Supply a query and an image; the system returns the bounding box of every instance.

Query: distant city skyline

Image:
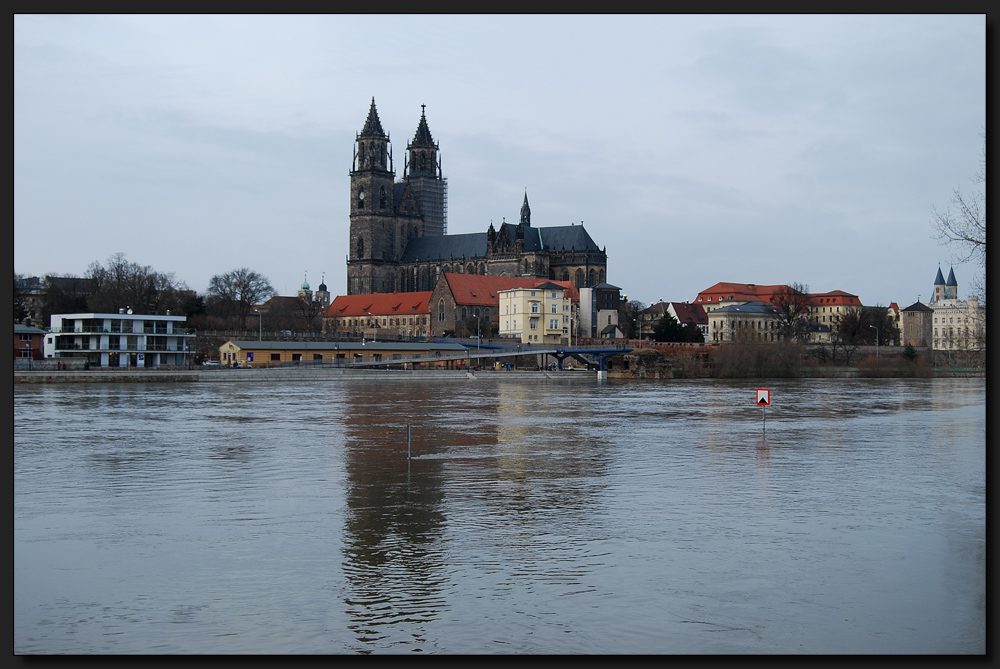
[14,14,986,307]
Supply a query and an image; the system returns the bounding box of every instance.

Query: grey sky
[14,14,985,307]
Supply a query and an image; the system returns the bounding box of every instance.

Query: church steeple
[403,104,447,237]
[360,97,385,138]
[520,192,531,227]
[354,98,392,174]
[349,98,397,295]
[406,104,439,177]
[945,266,958,300]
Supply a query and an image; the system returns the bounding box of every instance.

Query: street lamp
[253,309,262,341]
[474,315,481,354]
[868,324,879,359]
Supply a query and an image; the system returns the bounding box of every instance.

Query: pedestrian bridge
[344,343,632,371]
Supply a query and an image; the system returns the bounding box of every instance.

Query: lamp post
[869,324,879,359]
[474,315,481,354]
[253,309,262,341]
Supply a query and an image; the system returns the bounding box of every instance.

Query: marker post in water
[756,388,770,435]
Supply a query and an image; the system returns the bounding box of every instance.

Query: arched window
[467,263,475,274]
[561,270,569,282]
[379,186,387,209]
[461,307,467,320]
[357,237,365,258]
[474,307,480,318]
[575,269,584,288]
[438,299,445,322]
[588,269,595,287]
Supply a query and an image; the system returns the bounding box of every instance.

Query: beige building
[217,340,467,368]
[498,282,574,345]
[707,302,784,343]
[928,267,985,351]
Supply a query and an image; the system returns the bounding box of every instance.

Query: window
[438,299,445,322]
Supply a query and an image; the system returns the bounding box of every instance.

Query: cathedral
[347,99,608,295]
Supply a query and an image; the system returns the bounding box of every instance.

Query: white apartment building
[44,309,195,368]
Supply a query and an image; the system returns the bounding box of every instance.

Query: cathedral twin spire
[360,97,386,138]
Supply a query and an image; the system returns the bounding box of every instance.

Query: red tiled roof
[695,282,789,303]
[253,296,302,313]
[807,290,861,306]
[442,273,580,305]
[696,283,862,307]
[667,302,707,325]
[324,292,433,318]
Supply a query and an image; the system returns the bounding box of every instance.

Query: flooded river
[14,376,985,654]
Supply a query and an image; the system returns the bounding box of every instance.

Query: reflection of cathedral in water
[337,380,608,649]
[338,381,498,648]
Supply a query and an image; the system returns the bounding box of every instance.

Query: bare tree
[618,299,646,339]
[297,296,327,334]
[770,282,812,340]
[86,253,184,314]
[834,305,895,365]
[932,132,986,301]
[207,268,274,329]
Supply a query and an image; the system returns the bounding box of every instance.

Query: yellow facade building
[498,282,574,345]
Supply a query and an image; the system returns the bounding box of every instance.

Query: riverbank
[12,367,588,384]
[13,364,984,383]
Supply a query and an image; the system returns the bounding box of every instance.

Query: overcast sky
[14,14,986,307]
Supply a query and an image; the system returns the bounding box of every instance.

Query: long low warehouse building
[218,340,470,368]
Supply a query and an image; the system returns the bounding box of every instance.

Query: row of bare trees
[15,253,277,331]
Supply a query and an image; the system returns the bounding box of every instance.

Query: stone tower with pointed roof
[346,99,607,296]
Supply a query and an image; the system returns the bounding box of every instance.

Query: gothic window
[467,263,475,274]
[438,299,445,322]
[357,237,365,258]
[461,307,467,320]
[589,269,595,287]
[379,186,387,209]
[420,151,426,171]
[561,270,569,282]
[575,269,584,288]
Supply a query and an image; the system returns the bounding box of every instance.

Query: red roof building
[430,273,579,338]
[323,292,433,338]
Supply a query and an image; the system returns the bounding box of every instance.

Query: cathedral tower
[348,98,397,295]
[404,105,447,237]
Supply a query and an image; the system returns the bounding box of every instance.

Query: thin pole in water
[407,423,411,460]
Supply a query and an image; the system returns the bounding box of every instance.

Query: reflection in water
[339,382,470,651]
[14,378,985,654]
